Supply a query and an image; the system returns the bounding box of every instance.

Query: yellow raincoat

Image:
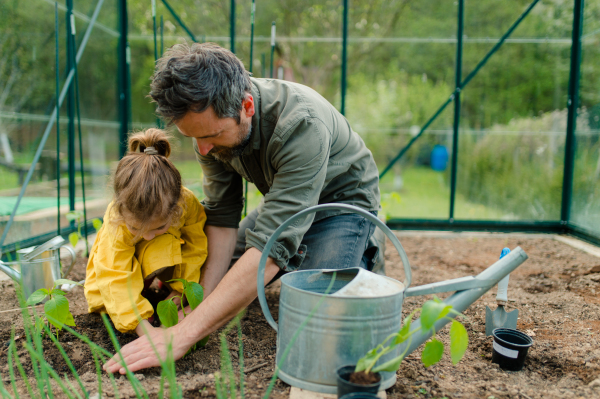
[84,187,208,333]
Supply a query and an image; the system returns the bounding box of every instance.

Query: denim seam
[342,216,367,269]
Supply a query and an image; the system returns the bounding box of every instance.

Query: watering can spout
[0,260,21,282]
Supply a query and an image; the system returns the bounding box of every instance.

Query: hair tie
[144,146,158,155]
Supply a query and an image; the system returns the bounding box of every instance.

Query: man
[104,43,381,373]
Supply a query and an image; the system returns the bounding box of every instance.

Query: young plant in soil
[25,279,82,338]
[65,210,103,256]
[156,278,209,348]
[352,297,469,384]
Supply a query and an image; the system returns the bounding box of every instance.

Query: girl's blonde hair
[111,129,183,234]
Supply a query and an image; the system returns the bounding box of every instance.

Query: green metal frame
[0,0,106,251]
[118,0,131,158]
[1,0,597,256]
[375,0,594,247]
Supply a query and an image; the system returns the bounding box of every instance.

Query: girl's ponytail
[112,129,183,235]
[128,128,172,158]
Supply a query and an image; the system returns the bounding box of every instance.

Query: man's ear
[242,94,255,118]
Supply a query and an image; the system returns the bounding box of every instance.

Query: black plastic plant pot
[339,393,380,399]
[491,328,534,371]
[336,365,381,399]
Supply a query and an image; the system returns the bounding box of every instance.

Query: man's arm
[103,247,280,374]
[200,225,238,297]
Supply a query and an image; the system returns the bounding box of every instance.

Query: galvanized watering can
[257,204,528,393]
[0,236,76,298]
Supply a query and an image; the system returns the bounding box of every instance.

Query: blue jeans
[231,209,377,271]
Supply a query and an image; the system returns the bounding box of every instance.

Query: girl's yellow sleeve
[85,217,154,333]
[170,188,208,292]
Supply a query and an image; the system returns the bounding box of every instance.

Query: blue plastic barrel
[431,145,449,171]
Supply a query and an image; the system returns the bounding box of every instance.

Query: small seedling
[66,210,102,256]
[157,279,209,348]
[356,297,469,374]
[26,279,82,338]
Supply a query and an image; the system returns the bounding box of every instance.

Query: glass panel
[454,0,572,221]
[346,1,457,219]
[0,0,118,247]
[571,0,600,234]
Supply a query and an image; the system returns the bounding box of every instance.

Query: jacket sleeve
[171,190,209,293]
[195,140,244,228]
[245,117,330,271]
[93,225,154,333]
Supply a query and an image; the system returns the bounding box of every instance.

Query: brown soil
[349,371,381,385]
[1,233,600,398]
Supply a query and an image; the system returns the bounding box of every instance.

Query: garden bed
[1,233,599,398]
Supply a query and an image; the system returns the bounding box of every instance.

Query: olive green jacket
[196,78,380,271]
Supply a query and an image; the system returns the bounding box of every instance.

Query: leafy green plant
[157,279,209,348]
[66,210,103,256]
[25,279,82,338]
[355,297,469,375]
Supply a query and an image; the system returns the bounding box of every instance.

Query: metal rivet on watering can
[256,204,529,394]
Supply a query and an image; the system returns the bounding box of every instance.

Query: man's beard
[210,120,252,162]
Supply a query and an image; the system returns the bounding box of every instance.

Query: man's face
[175,95,255,162]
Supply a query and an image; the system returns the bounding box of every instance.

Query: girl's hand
[134,319,156,337]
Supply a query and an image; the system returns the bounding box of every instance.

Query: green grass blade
[15,288,45,397]
[100,314,148,399]
[98,352,121,399]
[158,372,165,399]
[7,339,19,399]
[22,342,76,399]
[90,348,103,399]
[43,323,87,398]
[214,372,225,399]
[63,374,84,399]
[9,341,36,399]
[0,368,15,399]
[237,320,245,399]
[263,272,338,399]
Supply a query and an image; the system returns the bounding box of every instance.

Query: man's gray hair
[150,42,251,124]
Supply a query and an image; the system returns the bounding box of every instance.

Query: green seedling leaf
[372,354,405,373]
[449,320,469,365]
[420,300,452,331]
[50,289,66,296]
[184,282,204,310]
[35,317,45,334]
[53,279,82,288]
[198,335,209,348]
[68,232,79,248]
[168,278,187,285]
[65,211,82,222]
[44,295,70,330]
[393,311,415,345]
[92,218,103,231]
[157,298,178,328]
[355,347,379,372]
[64,310,76,327]
[421,338,444,367]
[26,289,49,305]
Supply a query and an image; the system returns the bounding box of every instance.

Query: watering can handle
[256,203,412,332]
[60,245,77,278]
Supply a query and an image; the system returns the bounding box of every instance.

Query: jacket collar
[244,79,262,153]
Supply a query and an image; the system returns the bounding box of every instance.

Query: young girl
[84,129,208,336]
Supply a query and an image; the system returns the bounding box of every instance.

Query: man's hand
[104,323,191,374]
[103,247,280,374]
